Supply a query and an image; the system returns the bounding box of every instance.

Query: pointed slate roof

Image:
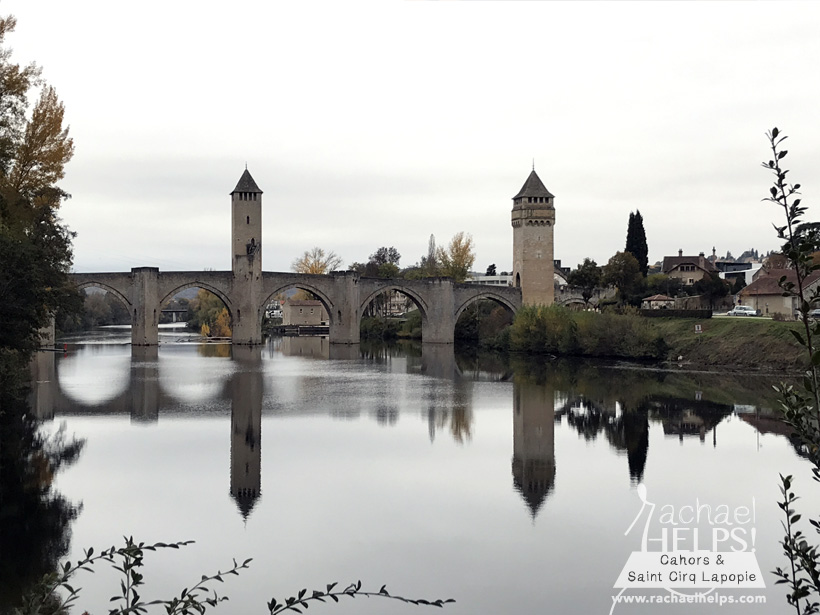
[231,169,263,194]
[513,169,554,199]
[231,488,260,520]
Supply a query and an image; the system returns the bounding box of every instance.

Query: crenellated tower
[511,169,555,305]
[231,169,263,344]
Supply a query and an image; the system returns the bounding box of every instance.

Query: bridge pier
[131,267,160,346]
[329,271,361,344]
[420,279,456,344]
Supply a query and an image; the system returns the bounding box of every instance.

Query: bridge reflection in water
[30,340,766,521]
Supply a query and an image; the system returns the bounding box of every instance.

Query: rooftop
[661,254,718,274]
[741,268,820,296]
[513,169,554,200]
[231,169,263,194]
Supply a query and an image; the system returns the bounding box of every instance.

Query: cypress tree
[625,210,649,277]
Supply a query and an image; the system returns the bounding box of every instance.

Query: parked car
[793,308,820,320]
[727,305,761,316]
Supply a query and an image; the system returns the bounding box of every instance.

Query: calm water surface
[23,328,820,614]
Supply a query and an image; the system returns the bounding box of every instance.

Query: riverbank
[651,316,806,372]
[500,306,807,373]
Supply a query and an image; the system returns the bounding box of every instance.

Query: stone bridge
[554,285,616,308]
[70,268,523,346]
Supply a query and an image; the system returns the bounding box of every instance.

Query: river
[13,326,820,614]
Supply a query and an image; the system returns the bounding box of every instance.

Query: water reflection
[44,337,799,527]
[28,335,817,613]
[512,375,556,517]
[58,344,130,406]
[280,335,329,359]
[1,356,85,611]
[131,346,159,422]
[230,346,262,518]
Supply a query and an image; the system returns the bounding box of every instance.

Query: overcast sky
[7,1,820,274]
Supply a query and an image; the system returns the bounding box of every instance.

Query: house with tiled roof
[661,250,718,286]
[737,268,820,317]
[641,294,676,310]
[282,299,328,326]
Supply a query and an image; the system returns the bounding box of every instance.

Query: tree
[211,308,232,338]
[436,232,475,283]
[291,247,342,274]
[370,246,400,267]
[567,258,601,306]
[485,263,497,276]
[0,12,78,364]
[350,247,401,278]
[350,248,398,281]
[693,272,730,309]
[645,273,683,298]
[731,276,746,294]
[625,210,649,277]
[187,289,231,337]
[759,128,820,613]
[419,234,439,277]
[602,251,643,303]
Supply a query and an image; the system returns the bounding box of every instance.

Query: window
[246,216,250,224]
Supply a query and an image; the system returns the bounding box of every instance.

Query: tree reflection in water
[0,357,85,612]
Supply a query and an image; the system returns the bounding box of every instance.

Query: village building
[282,299,328,326]
[661,250,718,286]
[641,294,675,310]
[737,268,820,317]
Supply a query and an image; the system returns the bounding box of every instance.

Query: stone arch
[260,284,335,325]
[454,291,518,323]
[160,282,234,319]
[75,281,132,310]
[358,284,430,322]
[556,297,587,310]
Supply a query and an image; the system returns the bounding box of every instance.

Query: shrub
[399,311,422,339]
[360,317,400,340]
[509,305,666,360]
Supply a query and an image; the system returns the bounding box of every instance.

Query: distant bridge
[69,269,522,346]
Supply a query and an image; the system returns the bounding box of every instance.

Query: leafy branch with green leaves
[764,127,820,615]
[265,581,455,614]
[16,537,454,615]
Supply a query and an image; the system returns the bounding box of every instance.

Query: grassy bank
[505,306,807,372]
[649,316,806,371]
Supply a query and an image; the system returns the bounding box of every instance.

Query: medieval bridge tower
[511,169,555,306]
[231,169,264,344]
